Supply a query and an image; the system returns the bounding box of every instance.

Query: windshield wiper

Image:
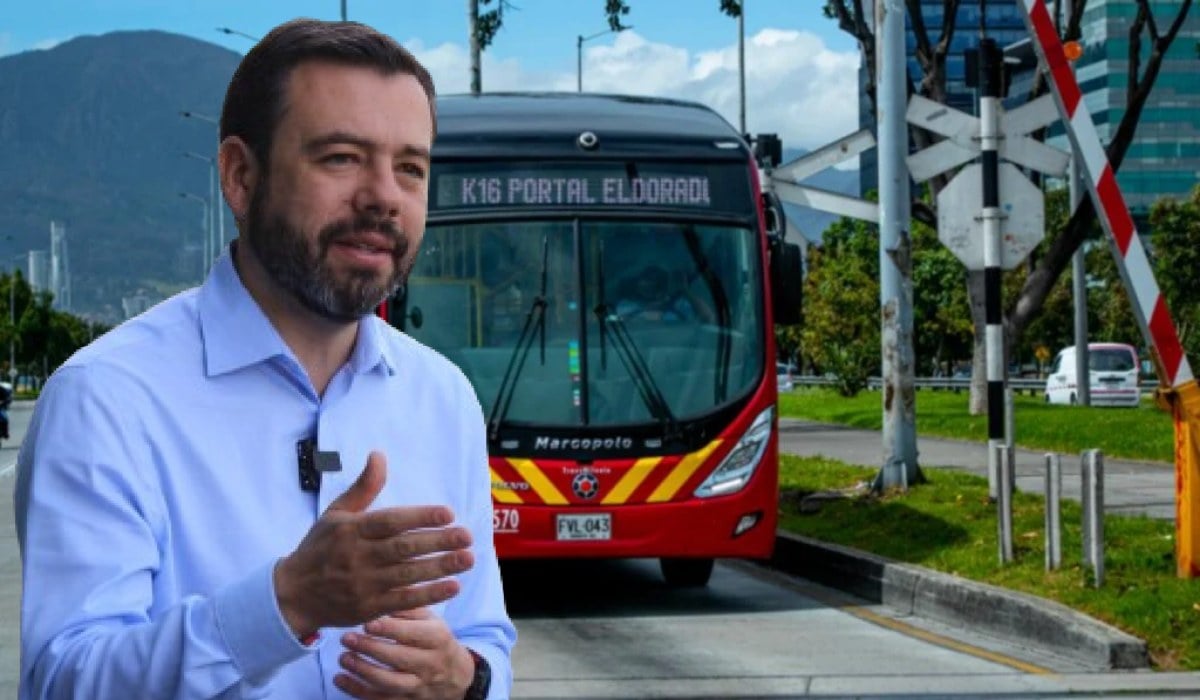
[487,236,550,441]
[682,225,732,403]
[592,304,679,435]
[595,241,610,372]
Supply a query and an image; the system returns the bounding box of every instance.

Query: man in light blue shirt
[14,18,515,699]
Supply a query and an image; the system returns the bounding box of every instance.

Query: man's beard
[244,184,410,322]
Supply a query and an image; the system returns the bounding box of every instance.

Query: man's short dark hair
[220,18,437,170]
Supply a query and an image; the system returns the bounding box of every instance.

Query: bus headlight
[695,406,773,498]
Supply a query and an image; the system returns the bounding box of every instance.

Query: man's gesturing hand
[273,451,475,640]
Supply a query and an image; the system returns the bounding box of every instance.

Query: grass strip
[778,454,1200,670]
[778,388,1174,463]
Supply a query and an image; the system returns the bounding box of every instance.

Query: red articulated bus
[384,92,802,586]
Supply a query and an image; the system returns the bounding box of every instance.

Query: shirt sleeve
[14,365,311,699]
[440,375,518,699]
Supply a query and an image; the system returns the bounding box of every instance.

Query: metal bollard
[1004,386,1016,499]
[1044,453,1062,571]
[1081,449,1105,587]
[1005,386,1015,466]
[997,444,1014,564]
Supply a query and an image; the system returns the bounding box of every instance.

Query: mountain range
[0,30,241,321]
[0,30,856,322]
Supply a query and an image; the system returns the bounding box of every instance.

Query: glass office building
[858,1,1200,217]
[1068,0,1200,215]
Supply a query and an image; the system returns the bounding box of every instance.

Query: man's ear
[219,136,261,225]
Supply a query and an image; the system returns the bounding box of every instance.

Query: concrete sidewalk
[771,418,1183,673]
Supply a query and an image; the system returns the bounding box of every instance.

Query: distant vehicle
[1044,343,1140,407]
[777,363,795,393]
[0,380,10,442]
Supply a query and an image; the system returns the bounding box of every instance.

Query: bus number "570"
[493,508,520,534]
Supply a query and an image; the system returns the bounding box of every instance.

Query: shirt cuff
[213,560,314,683]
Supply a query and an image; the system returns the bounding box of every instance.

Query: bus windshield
[403,219,765,429]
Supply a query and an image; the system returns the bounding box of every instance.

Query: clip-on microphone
[297,438,343,492]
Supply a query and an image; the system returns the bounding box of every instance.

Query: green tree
[1149,184,1200,362]
[825,0,1194,413]
[800,218,880,395]
[17,290,54,371]
[911,217,972,376]
[1086,229,1142,352]
[1012,188,1077,369]
[0,271,110,382]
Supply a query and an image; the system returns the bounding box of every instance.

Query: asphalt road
[777,417,1178,520]
[1,402,32,700]
[3,405,1199,697]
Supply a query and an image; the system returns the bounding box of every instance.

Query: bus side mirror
[770,240,803,326]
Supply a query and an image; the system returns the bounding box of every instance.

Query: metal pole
[1082,449,1105,586]
[980,37,1006,502]
[341,0,347,21]
[1071,154,1090,405]
[180,192,208,285]
[872,0,919,491]
[185,151,219,266]
[8,271,13,374]
[200,206,209,282]
[738,4,746,134]
[1045,453,1062,570]
[577,35,583,92]
[217,183,226,255]
[997,444,1014,563]
[207,162,217,270]
[1004,385,1015,507]
[469,0,481,95]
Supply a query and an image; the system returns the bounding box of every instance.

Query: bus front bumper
[492,494,777,560]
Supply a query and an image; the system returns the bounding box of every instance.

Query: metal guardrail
[793,375,1160,396]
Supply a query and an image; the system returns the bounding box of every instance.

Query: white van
[1044,343,1140,407]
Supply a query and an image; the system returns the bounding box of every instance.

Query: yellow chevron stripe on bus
[648,440,722,503]
[602,456,663,504]
[490,467,524,504]
[506,458,569,504]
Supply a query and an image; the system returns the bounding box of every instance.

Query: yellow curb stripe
[844,603,1057,676]
[648,440,722,503]
[741,560,1059,677]
[602,457,662,504]
[507,458,568,505]
[489,467,524,504]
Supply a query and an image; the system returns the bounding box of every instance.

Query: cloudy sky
[2,0,864,155]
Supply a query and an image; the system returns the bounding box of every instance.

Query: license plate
[556,513,612,541]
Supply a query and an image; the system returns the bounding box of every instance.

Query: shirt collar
[348,311,395,377]
[198,245,395,378]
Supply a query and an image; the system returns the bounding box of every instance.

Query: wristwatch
[464,648,491,700]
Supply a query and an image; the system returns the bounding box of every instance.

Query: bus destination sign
[431,162,751,215]
[446,175,712,208]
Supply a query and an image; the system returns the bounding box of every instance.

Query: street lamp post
[8,273,12,377]
[5,253,25,382]
[180,111,226,265]
[576,26,631,92]
[179,192,210,284]
[183,151,219,267]
[216,27,260,42]
[8,263,16,378]
[179,110,217,126]
[737,3,745,135]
